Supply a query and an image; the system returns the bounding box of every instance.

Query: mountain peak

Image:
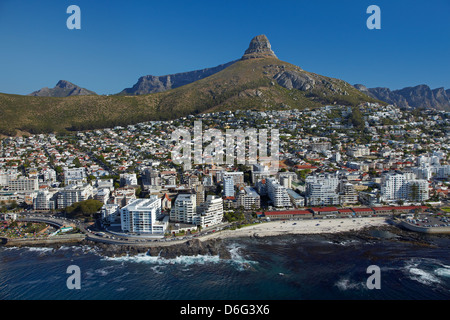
[29,80,97,97]
[242,34,277,60]
[55,80,76,89]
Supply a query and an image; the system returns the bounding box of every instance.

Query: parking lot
[405,214,450,228]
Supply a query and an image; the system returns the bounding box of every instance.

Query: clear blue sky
[0,0,449,95]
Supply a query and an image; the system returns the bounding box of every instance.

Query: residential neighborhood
[1,103,449,237]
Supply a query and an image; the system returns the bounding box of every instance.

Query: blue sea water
[1,234,449,300]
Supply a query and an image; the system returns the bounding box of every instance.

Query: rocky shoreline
[4,224,448,259]
[80,224,450,259]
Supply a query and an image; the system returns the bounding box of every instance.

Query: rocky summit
[29,80,97,97]
[241,34,277,60]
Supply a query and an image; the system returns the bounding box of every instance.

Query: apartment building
[7,177,39,192]
[170,193,197,224]
[223,175,235,198]
[64,167,87,186]
[196,195,223,227]
[380,171,429,202]
[57,183,93,209]
[305,173,340,206]
[33,190,57,210]
[236,187,261,210]
[120,197,165,234]
[267,178,291,208]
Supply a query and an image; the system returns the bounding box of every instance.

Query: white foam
[103,253,222,266]
[409,268,441,285]
[226,243,258,271]
[24,247,54,253]
[434,268,450,278]
[335,278,365,291]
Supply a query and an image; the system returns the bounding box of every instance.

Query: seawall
[399,221,450,234]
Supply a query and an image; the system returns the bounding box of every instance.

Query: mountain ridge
[0,34,392,136]
[354,84,450,110]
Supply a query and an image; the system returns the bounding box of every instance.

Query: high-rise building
[380,171,429,202]
[380,172,406,201]
[57,184,93,209]
[236,187,261,210]
[33,190,57,210]
[223,176,235,198]
[170,193,197,224]
[196,195,223,227]
[7,177,39,192]
[267,178,291,208]
[101,204,120,224]
[120,197,165,234]
[305,173,340,206]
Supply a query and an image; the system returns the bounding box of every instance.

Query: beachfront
[201,217,389,241]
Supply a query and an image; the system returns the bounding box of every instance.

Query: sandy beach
[201,217,389,241]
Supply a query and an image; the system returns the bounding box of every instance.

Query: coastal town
[1,102,449,243]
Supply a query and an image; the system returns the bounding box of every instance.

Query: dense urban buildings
[0,103,448,235]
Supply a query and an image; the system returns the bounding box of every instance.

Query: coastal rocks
[84,238,232,260]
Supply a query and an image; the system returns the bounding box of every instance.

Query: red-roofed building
[351,207,375,216]
[337,208,353,215]
[264,210,313,220]
[311,207,338,215]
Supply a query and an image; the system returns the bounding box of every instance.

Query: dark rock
[29,80,97,97]
[353,83,450,110]
[119,61,237,95]
[274,70,316,91]
[82,238,232,260]
[241,35,277,60]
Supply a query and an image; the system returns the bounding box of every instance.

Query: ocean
[1,233,449,301]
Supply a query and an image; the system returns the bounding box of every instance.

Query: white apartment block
[64,167,87,186]
[120,197,165,234]
[101,203,120,224]
[170,193,197,224]
[380,172,406,201]
[57,184,93,209]
[236,187,261,210]
[95,188,110,204]
[305,173,340,206]
[278,172,297,189]
[267,178,291,208]
[196,195,223,227]
[286,189,305,207]
[7,177,39,192]
[347,146,370,158]
[380,171,429,202]
[0,169,18,186]
[33,190,57,210]
[120,173,138,186]
[252,164,277,183]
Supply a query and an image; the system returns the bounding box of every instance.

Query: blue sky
[0,0,449,95]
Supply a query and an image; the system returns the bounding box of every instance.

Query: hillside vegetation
[0,57,380,136]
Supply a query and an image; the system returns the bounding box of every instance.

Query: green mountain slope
[0,35,380,136]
